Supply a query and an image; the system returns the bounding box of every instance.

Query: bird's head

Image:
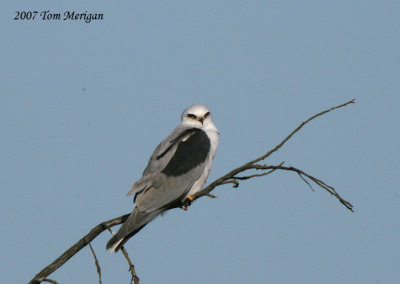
[181,104,218,131]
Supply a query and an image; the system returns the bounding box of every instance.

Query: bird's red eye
[204,112,210,118]
[187,114,196,119]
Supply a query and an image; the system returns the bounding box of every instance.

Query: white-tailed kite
[106,104,219,252]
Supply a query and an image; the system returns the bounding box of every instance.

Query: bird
[106,104,219,252]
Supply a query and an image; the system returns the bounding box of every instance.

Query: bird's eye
[204,111,210,118]
[186,114,196,119]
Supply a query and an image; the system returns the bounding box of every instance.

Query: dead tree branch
[191,98,355,211]
[28,99,354,283]
[41,279,58,284]
[107,228,140,283]
[89,243,102,284]
[121,246,140,284]
[28,214,129,284]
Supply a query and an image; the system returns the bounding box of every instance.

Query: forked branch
[192,99,354,211]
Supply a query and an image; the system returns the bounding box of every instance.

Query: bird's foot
[181,195,195,211]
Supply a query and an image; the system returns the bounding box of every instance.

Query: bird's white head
[181,104,218,132]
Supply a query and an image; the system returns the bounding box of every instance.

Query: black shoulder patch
[162,129,210,176]
[157,128,197,160]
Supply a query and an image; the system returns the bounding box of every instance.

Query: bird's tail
[106,208,162,252]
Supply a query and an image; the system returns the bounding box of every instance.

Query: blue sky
[1,1,399,283]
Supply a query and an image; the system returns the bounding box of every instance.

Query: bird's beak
[197,117,204,124]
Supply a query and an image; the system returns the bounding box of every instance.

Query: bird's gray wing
[128,127,211,212]
[143,125,201,175]
[127,125,203,196]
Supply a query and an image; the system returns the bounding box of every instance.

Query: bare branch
[297,172,315,192]
[120,247,140,284]
[250,164,353,211]
[42,279,58,284]
[191,98,355,211]
[235,161,285,180]
[89,243,102,284]
[28,214,129,284]
[107,228,140,283]
[28,99,355,283]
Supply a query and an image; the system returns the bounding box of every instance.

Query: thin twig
[297,172,315,192]
[42,279,58,284]
[89,243,102,284]
[258,165,354,211]
[120,247,140,284]
[235,162,285,180]
[221,179,239,187]
[247,99,355,166]
[107,228,140,284]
